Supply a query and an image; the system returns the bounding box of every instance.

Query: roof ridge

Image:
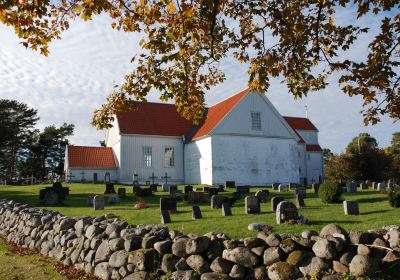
[208,88,250,108]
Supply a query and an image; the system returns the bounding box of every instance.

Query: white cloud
[0,11,398,153]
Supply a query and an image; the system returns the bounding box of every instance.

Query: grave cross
[67,172,75,183]
[149,173,158,184]
[161,172,171,184]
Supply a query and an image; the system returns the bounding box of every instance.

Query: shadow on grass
[357,197,387,203]
[310,220,359,225]
[360,209,390,215]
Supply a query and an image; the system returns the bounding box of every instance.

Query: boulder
[299,257,329,277]
[172,237,189,258]
[186,236,211,254]
[229,264,246,278]
[154,240,173,255]
[123,271,150,280]
[312,239,336,260]
[128,249,156,271]
[319,224,347,238]
[349,255,379,276]
[171,270,198,280]
[95,240,112,264]
[200,272,231,280]
[186,255,211,273]
[94,262,112,280]
[161,254,179,272]
[210,257,233,274]
[222,247,259,267]
[109,250,129,268]
[263,246,286,266]
[268,262,301,280]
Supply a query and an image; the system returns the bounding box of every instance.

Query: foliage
[323,148,333,164]
[0,100,39,181]
[388,190,400,208]
[0,1,399,127]
[346,133,378,154]
[318,181,343,203]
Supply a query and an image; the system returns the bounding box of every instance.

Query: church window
[143,147,152,167]
[251,111,261,130]
[164,147,174,167]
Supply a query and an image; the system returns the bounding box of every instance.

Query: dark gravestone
[225,181,235,188]
[294,187,307,198]
[236,185,250,194]
[347,181,357,193]
[192,206,202,219]
[271,197,284,211]
[289,183,301,191]
[93,195,105,210]
[222,202,232,216]
[40,189,60,205]
[184,185,193,194]
[188,192,204,203]
[169,185,178,196]
[276,201,298,224]
[255,191,268,203]
[160,197,177,213]
[150,184,158,192]
[134,186,152,197]
[343,200,359,215]
[104,183,116,194]
[161,210,171,224]
[118,188,126,198]
[209,188,219,197]
[217,185,225,192]
[295,194,305,208]
[312,183,320,194]
[272,183,280,190]
[359,182,368,190]
[232,192,241,200]
[211,195,227,209]
[203,186,210,193]
[245,196,260,214]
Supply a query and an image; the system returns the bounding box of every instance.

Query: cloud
[0,10,397,153]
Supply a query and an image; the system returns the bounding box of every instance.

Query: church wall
[184,137,213,185]
[211,135,300,185]
[67,168,118,183]
[105,119,121,168]
[298,143,307,184]
[213,92,295,139]
[297,130,319,144]
[306,151,324,184]
[119,134,185,184]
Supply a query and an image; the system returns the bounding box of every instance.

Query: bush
[388,190,400,208]
[318,181,343,203]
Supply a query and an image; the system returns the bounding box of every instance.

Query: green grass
[1,183,399,239]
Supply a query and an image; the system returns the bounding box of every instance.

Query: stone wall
[0,199,399,280]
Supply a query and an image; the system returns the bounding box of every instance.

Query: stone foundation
[0,199,399,280]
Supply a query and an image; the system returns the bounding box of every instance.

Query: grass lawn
[1,183,399,239]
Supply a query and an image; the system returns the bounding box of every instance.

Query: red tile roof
[117,102,193,137]
[283,116,318,131]
[306,144,323,152]
[67,146,117,169]
[191,88,250,140]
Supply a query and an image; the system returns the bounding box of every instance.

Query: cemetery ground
[1,184,399,239]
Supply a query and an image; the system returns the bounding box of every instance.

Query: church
[64,89,324,185]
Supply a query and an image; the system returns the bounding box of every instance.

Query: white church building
[64,89,324,185]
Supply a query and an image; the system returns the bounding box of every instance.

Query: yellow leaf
[168,2,175,13]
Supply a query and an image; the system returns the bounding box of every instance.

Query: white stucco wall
[211,135,300,185]
[306,152,324,183]
[119,134,185,184]
[105,119,121,168]
[184,137,213,185]
[297,130,319,144]
[297,143,307,184]
[66,168,118,183]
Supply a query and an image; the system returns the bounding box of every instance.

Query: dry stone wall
[0,199,400,280]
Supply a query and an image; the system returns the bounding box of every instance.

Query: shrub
[318,181,343,203]
[388,190,400,208]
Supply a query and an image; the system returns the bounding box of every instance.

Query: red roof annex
[306,144,323,152]
[283,116,318,131]
[67,146,117,169]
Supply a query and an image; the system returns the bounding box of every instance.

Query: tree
[1,1,398,128]
[323,148,333,164]
[0,100,39,181]
[346,133,378,154]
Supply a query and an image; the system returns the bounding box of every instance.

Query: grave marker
[359,182,368,190]
[211,195,227,209]
[93,195,105,210]
[255,191,268,203]
[278,184,288,192]
[169,185,178,196]
[86,196,94,206]
[276,201,298,224]
[184,185,193,194]
[209,188,219,197]
[295,194,305,208]
[225,181,235,188]
[104,183,116,194]
[245,196,260,214]
[149,173,158,185]
[161,210,171,224]
[377,182,387,191]
[188,192,204,203]
[160,197,177,213]
[312,183,319,194]
[133,171,139,188]
[222,202,232,216]
[343,200,359,215]
[236,185,250,194]
[271,197,284,211]
[118,188,126,198]
[272,183,280,190]
[192,206,202,219]
[104,172,111,183]
[161,172,171,192]
[294,187,307,198]
[232,192,241,200]
[347,182,357,193]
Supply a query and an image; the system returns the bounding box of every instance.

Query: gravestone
[149,173,158,185]
[184,185,193,194]
[117,188,126,198]
[133,172,139,188]
[271,197,284,211]
[359,182,368,190]
[343,200,359,215]
[203,186,210,193]
[217,185,225,192]
[294,187,307,198]
[162,184,170,192]
[312,183,319,194]
[222,202,232,216]
[104,183,116,194]
[289,183,301,191]
[255,191,268,203]
[225,181,235,188]
[209,188,219,197]
[211,195,227,209]
[245,196,260,214]
[150,184,158,192]
[40,188,60,205]
[108,196,119,204]
[188,192,204,203]
[278,184,288,192]
[160,197,177,213]
[161,210,171,224]
[104,172,111,183]
[377,182,387,191]
[236,185,250,194]
[86,196,94,206]
[347,181,357,193]
[372,182,376,189]
[272,183,280,190]
[295,194,305,208]
[192,206,202,219]
[232,192,241,200]
[161,172,171,192]
[134,186,152,197]
[93,195,105,210]
[169,185,178,196]
[365,180,372,188]
[276,201,298,224]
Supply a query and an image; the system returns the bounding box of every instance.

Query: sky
[0,10,398,153]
